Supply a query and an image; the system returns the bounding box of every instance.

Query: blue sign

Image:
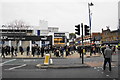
[78,41,81,43]
[37,30,40,36]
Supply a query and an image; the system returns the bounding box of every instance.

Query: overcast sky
[0,0,119,33]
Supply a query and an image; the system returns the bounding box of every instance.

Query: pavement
[2,51,102,59]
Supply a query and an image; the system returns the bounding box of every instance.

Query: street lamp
[88,2,94,56]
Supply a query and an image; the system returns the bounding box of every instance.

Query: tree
[69,33,76,40]
[2,20,30,29]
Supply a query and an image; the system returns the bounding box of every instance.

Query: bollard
[50,58,53,65]
[44,54,50,65]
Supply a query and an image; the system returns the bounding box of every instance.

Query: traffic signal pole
[81,23,84,64]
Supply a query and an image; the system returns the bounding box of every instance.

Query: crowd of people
[0,44,118,58]
[1,44,78,58]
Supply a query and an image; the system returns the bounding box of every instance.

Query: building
[0,28,52,51]
[0,20,69,50]
[48,27,59,32]
[101,27,119,45]
[75,32,101,46]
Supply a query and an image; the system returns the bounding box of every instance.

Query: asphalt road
[1,55,118,79]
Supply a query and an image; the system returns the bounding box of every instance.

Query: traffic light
[75,24,80,35]
[84,25,90,36]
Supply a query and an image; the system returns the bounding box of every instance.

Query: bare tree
[2,20,31,29]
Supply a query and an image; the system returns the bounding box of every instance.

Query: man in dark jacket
[77,46,82,58]
[32,46,35,57]
[19,46,24,55]
[41,47,44,57]
[103,45,112,72]
[1,46,5,58]
[11,46,14,57]
[26,46,30,56]
[14,46,18,56]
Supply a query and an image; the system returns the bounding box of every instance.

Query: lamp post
[88,2,94,56]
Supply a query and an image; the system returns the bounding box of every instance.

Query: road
[0,55,118,79]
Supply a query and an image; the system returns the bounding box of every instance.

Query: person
[14,46,18,56]
[1,46,5,58]
[19,46,24,55]
[7,46,10,55]
[26,46,30,56]
[37,46,41,57]
[103,45,112,72]
[32,45,35,57]
[93,46,96,55]
[41,46,44,57]
[56,49,60,57]
[11,46,14,57]
[112,46,116,54]
[77,46,82,58]
[4,46,8,56]
[60,47,64,57]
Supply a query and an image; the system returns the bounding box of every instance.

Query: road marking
[94,67,97,69]
[6,64,27,70]
[101,72,104,74]
[106,75,110,77]
[97,70,100,71]
[5,69,47,71]
[0,59,16,66]
[23,59,36,62]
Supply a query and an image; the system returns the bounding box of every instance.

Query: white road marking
[23,59,36,62]
[94,67,97,69]
[6,64,27,70]
[106,75,110,77]
[101,72,104,74]
[97,70,100,71]
[0,59,16,66]
[5,68,47,71]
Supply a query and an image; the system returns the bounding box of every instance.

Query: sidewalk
[3,52,102,59]
[67,52,102,58]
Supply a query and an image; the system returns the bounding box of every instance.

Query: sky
[0,0,119,33]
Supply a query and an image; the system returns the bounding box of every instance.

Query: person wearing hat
[103,45,112,72]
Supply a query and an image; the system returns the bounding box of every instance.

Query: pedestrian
[14,46,17,56]
[4,46,8,56]
[112,46,116,54]
[60,47,64,57]
[93,46,96,55]
[32,45,35,57]
[19,46,24,55]
[56,49,60,57]
[103,45,112,72]
[7,46,10,55]
[26,46,30,56]
[77,46,82,58]
[11,46,14,57]
[41,46,44,57]
[37,46,41,57]
[1,46,5,58]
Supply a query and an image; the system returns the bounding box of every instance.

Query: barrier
[44,54,50,65]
